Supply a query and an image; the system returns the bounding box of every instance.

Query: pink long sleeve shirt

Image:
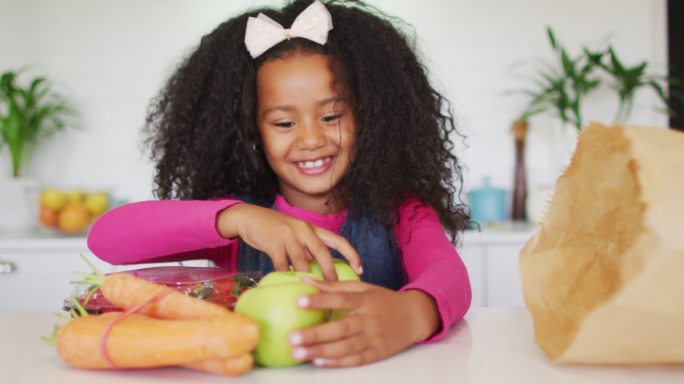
[87,195,471,341]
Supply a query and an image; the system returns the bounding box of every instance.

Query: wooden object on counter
[511,120,528,222]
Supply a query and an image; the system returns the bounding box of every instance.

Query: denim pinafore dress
[236,199,406,290]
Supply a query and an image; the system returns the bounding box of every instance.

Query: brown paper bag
[520,123,684,364]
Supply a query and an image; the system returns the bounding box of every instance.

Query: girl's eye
[322,114,343,123]
[274,121,295,128]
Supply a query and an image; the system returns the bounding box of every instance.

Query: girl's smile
[294,155,335,175]
[256,53,356,213]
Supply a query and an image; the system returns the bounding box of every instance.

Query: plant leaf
[546,26,558,50]
[647,79,669,104]
[560,48,576,78]
[609,47,626,76]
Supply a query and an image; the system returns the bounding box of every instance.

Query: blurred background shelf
[0,232,88,253]
[0,225,537,312]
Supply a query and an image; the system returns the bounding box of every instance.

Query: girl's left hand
[288,278,440,367]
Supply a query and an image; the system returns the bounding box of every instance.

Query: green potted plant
[513,27,681,130]
[508,28,682,224]
[0,69,76,233]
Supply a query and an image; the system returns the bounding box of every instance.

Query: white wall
[0,0,668,204]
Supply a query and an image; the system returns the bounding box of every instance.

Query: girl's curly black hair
[144,0,470,242]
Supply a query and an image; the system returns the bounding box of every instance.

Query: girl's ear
[246,139,264,170]
[250,139,264,155]
[252,138,263,151]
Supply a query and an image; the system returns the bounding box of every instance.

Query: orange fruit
[58,202,90,233]
[39,207,59,228]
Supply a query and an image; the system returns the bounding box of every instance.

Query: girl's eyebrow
[262,105,294,117]
[318,96,345,106]
[261,96,347,117]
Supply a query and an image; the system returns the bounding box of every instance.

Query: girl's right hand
[216,203,362,281]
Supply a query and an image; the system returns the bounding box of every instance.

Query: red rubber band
[99,289,173,369]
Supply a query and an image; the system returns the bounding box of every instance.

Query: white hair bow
[244,0,333,59]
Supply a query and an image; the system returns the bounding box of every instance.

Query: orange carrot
[183,354,254,376]
[60,261,260,376]
[100,272,238,320]
[56,312,258,369]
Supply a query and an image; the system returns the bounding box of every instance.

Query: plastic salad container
[64,266,260,315]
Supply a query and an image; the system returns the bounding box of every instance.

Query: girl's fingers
[256,217,361,280]
[292,333,368,361]
[302,277,368,293]
[289,316,364,347]
[313,348,382,368]
[302,234,338,281]
[314,227,363,275]
[285,240,311,273]
[298,289,364,311]
[269,248,290,272]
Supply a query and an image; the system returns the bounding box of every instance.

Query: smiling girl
[88,0,472,367]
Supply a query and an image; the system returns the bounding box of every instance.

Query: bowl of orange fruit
[38,188,111,235]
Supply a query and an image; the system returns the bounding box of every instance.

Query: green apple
[258,270,322,287]
[307,261,324,279]
[308,259,361,282]
[234,282,327,367]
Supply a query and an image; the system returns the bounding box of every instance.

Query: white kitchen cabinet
[0,227,536,311]
[458,244,485,307]
[0,236,104,312]
[457,227,536,308]
[484,245,527,307]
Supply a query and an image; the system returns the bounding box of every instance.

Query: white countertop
[2,308,682,384]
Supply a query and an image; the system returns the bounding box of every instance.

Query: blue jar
[467,177,507,224]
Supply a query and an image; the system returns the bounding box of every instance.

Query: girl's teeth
[299,158,328,169]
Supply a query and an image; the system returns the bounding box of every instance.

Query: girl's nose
[296,121,325,150]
